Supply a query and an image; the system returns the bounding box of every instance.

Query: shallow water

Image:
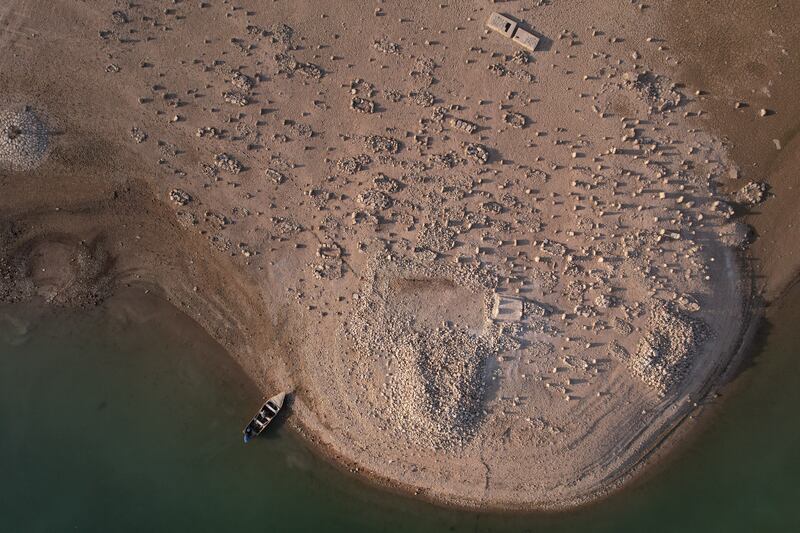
[1,287,800,533]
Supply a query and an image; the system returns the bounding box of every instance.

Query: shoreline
[1,0,798,512]
[0,235,768,515]
[284,247,765,514]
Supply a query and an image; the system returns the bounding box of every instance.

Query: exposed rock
[169,188,192,206]
[619,301,707,395]
[213,153,243,174]
[351,96,376,114]
[0,106,49,171]
[450,117,478,134]
[734,181,769,205]
[364,134,401,154]
[222,90,249,106]
[503,112,527,129]
[463,142,489,164]
[623,71,683,113]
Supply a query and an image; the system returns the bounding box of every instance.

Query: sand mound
[0,106,49,171]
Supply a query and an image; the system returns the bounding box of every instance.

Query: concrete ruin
[486,12,540,52]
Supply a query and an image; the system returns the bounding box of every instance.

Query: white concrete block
[492,294,524,322]
[512,28,540,52]
[486,13,517,39]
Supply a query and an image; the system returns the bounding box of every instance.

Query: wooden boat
[243,392,287,443]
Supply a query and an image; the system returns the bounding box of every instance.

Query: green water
[2,287,800,533]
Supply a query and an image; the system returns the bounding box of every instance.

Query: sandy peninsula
[1,0,798,511]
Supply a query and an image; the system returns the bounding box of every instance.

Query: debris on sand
[373,37,401,55]
[463,142,489,164]
[129,127,147,143]
[196,126,220,139]
[734,181,769,205]
[364,134,401,154]
[0,107,49,171]
[623,71,683,113]
[274,53,324,79]
[409,90,435,107]
[511,50,531,64]
[503,112,527,129]
[169,188,192,206]
[450,118,478,134]
[213,153,243,174]
[345,257,520,449]
[230,70,255,91]
[270,23,294,46]
[428,151,460,168]
[356,188,393,210]
[351,97,375,114]
[265,168,286,184]
[336,154,370,174]
[223,90,249,106]
[616,301,707,395]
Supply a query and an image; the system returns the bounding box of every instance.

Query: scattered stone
[734,181,768,205]
[450,118,478,134]
[409,90,435,107]
[364,134,401,154]
[265,168,287,184]
[463,142,489,164]
[275,53,324,79]
[429,151,460,168]
[110,10,129,24]
[345,257,519,449]
[230,70,255,91]
[503,112,527,129]
[337,155,370,174]
[617,301,707,395]
[492,294,524,321]
[223,90,249,106]
[213,153,243,174]
[351,96,375,114]
[129,127,147,143]
[169,188,192,206]
[357,189,393,210]
[511,50,530,64]
[623,71,683,112]
[271,23,294,45]
[384,89,404,103]
[373,37,401,55]
[196,126,220,139]
[488,62,509,77]
[0,107,49,171]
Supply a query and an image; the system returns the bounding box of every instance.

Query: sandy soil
[0,0,796,511]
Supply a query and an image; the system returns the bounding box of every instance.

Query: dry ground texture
[1,0,798,510]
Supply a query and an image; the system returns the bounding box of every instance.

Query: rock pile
[345,256,519,449]
[0,106,49,171]
[623,71,683,112]
[620,301,707,395]
[734,181,769,205]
